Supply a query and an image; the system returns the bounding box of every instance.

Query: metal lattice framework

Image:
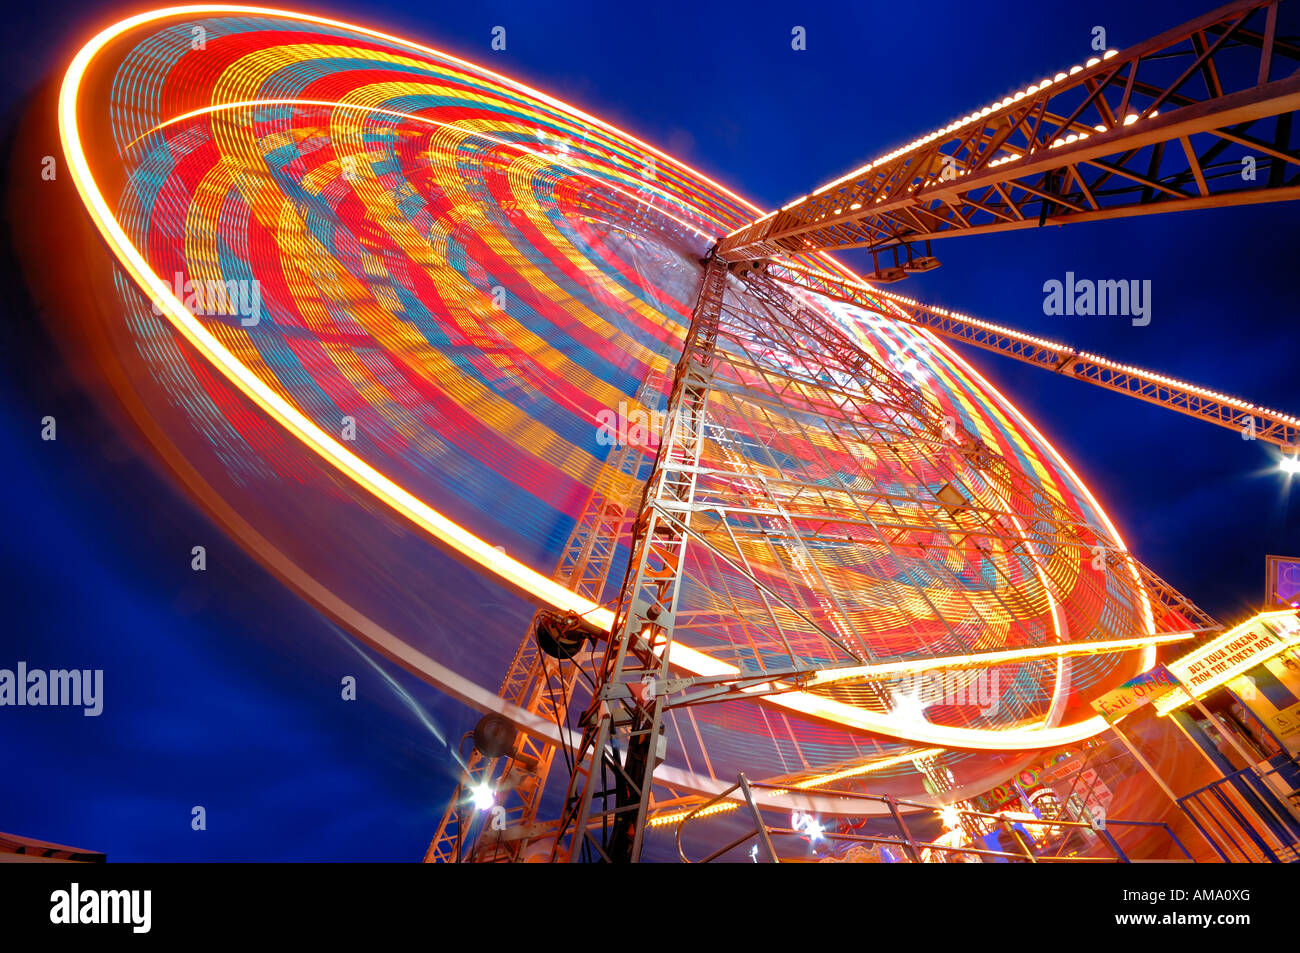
[549,256,735,862]
[56,6,1291,866]
[769,261,1300,449]
[434,0,1298,862]
[424,369,667,862]
[546,255,1215,860]
[719,0,1300,262]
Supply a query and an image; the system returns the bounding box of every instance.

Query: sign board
[1089,664,1177,723]
[1227,648,1300,755]
[1266,701,1300,749]
[1266,554,1300,609]
[1166,611,1300,699]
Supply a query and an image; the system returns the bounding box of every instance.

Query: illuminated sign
[1158,610,1300,712]
[1089,664,1177,723]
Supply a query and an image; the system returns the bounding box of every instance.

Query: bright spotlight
[1281,456,1300,475]
[470,783,495,810]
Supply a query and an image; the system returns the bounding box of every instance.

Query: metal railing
[1178,766,1300,863]
[676,775,1194,863]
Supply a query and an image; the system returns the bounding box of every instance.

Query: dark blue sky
[1,0,1296,861]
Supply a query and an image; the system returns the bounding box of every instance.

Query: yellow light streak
[1154,609,1300,715]
[808,631,1192,689]
[646,747,943,828]
[59,5,1165,752]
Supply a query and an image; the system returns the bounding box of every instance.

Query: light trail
[58,4,1170,752]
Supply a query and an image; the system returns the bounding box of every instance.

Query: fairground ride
[45,1,1300,862]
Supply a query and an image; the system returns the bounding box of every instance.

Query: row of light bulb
[1072,350,1299,421]
[736,96,1157,237]
[1047,110,1158,150]
[725,48,1136,237]
[807,50,1123,199]
[874,287,1071,354]
[805,108,1160,222]
[812,270,1299,428]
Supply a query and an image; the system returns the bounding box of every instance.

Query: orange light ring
[59,4,1159,750]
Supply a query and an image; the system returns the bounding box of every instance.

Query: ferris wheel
[47,1,1300,862]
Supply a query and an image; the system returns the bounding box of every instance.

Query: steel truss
[546,258,868,862]
[423,369,666,862]
[643,740,942,832]
[544,255,1214,861]
[724,273,1216,654]
[419,3,1291,864]
[719,0,1300,261]
[548,255,738,862]
[769,261,1300,449]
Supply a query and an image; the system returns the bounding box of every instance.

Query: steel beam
[549,255,731,862]
[423,369,665,862]
[718,0,1300,261]
[767,261,1300,450]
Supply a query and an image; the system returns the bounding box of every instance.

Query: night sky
[0,0,1296,861]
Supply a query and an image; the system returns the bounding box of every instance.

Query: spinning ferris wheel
[49,1,1300,861]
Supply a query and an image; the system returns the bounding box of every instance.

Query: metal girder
[767,261,1300,449]
[718,0,1300,261]
[423,370,665,863]
[420,620,582,863]
[646,743,945,834]
[732,272,1218,640]
[549,255,731,863]
[537,256,1216,861]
